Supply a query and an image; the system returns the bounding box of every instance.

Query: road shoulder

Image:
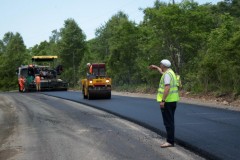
[0,94,19,160]
[112,91,240,111]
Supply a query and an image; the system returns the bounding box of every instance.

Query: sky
[0,0,222,48]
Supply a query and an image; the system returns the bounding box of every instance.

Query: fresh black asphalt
[42,91,240,160]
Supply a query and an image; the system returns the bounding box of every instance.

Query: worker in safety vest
[149,59,179,148]
[35,74,41,91]
[87,63,92,75]
[18,75,25,92]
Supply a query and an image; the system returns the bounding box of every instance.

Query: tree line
[0,0,239,97]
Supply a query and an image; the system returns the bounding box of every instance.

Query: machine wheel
[24,84,29,92]
[82,87,87,99]
[106,92,111,99]
[87,91,92,100]
[83,93,87,99]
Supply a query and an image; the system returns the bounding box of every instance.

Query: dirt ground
[112,91,240,112]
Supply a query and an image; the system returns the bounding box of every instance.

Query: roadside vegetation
[0,0,240,100]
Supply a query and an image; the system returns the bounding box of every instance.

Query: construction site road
[42,91,240,160]
[0,92,203,160]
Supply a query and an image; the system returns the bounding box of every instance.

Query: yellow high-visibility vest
[157,69,180,102]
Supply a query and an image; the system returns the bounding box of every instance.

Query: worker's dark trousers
[161,102,177,145]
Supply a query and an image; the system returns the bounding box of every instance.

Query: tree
[214,0,240,18]
[88,11,139,85]
[197,14,240,94]
[0,32,27,91]
[143,1,216,75]
[58,19,87,86]
[49,29,60,43]
[31,41,51,56]
[107,12,139,85]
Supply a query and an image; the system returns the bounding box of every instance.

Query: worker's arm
[160,84,170,108]
[162,85,170,101]
[149,65,163,74]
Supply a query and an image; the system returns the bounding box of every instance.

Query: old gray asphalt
[43,91,240,160]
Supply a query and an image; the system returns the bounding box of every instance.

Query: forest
[0,0,240,98]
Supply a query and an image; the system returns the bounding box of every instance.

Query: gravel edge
[111,91,240,112]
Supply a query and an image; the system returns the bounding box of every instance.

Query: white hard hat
[87,63,91,66]
[160,59,171,67]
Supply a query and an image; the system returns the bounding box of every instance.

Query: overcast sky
[0,0,221,48]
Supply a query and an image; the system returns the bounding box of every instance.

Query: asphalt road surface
[41,91,240,160]
[0,92,203,160]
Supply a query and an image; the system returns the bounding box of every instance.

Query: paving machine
[17,56,68,92]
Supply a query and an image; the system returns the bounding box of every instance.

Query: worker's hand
[160,102,165,108]
[149,65,157,69]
